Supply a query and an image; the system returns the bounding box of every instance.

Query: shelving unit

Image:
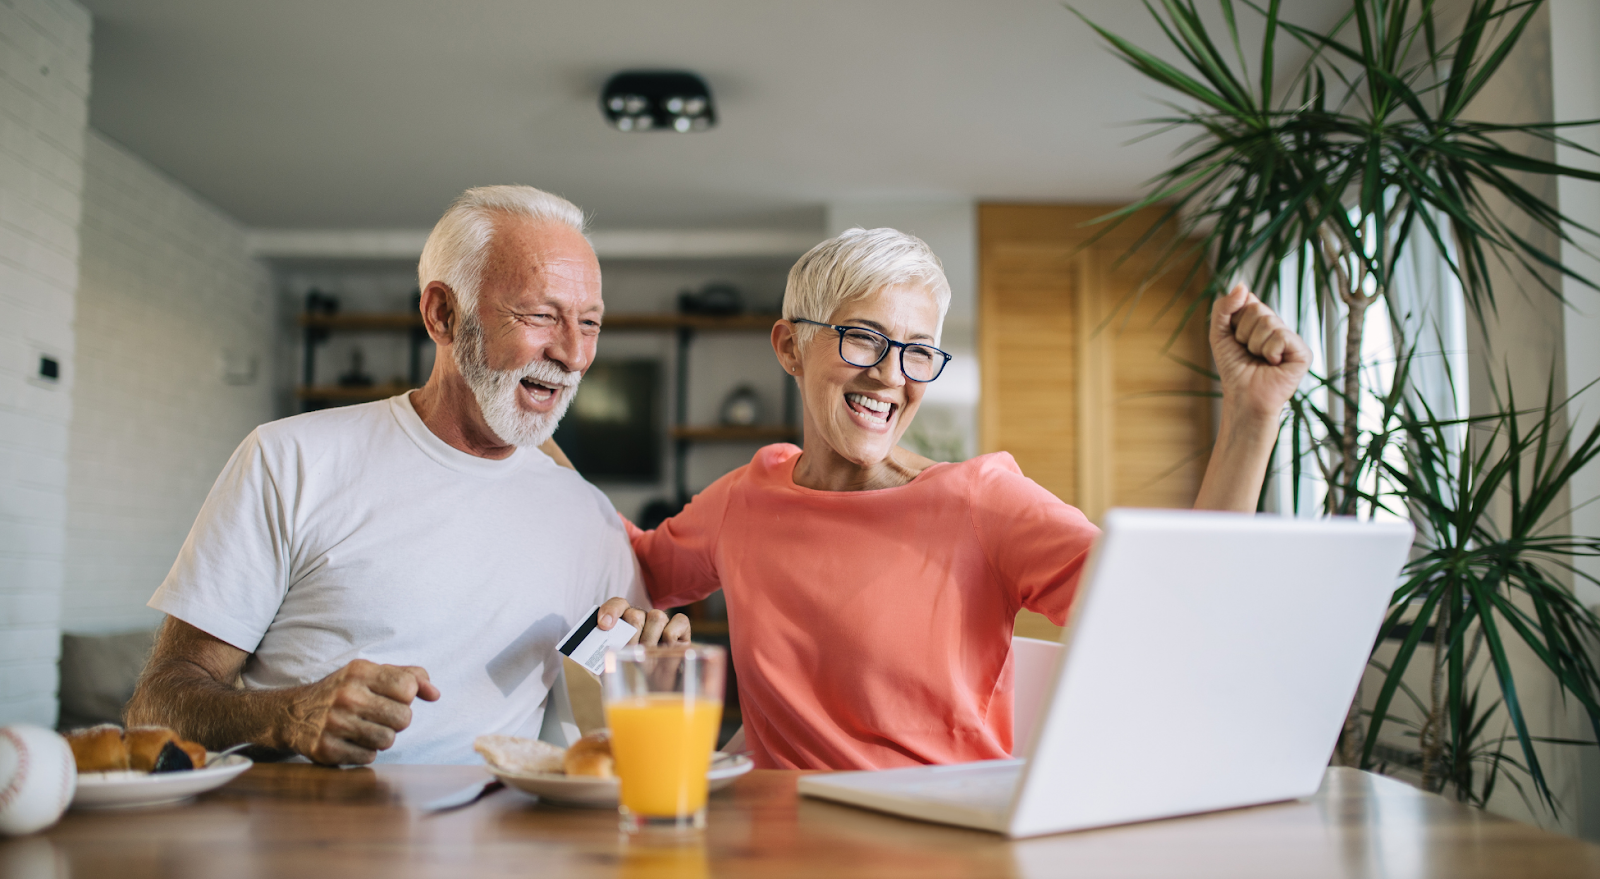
[298,312,428,409]
[599,311,790,738]
[601,312,798,504]
[668,425,797,442]
[296,308,788,733]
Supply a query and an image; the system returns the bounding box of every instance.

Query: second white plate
[493,753,753,808]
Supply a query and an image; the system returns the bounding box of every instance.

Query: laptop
[797,508,1414,838]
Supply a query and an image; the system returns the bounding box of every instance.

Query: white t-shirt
[150,392,645,764]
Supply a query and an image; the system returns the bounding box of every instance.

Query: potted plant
[1075,0,1600,811]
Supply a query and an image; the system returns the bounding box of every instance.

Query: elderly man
[127,185,687,765]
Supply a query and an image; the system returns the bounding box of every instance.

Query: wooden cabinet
[980,205,1214,639]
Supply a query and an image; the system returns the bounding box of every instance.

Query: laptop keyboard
[889,765,1020,810]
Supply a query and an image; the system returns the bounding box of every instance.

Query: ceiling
[81,0,1337,231]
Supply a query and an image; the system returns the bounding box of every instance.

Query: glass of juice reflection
[602,643,726,833]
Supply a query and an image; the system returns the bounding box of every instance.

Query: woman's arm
[1192,285,1311,512]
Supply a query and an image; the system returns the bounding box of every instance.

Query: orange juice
[606,694,723,818]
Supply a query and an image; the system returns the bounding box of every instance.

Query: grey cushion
[58,629,157,731]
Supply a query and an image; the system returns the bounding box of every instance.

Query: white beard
[453,315,581,448]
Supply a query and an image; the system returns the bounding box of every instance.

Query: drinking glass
[602,643,726,833]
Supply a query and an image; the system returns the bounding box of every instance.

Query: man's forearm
[1193,404,1279,512]
[126,658,309,753]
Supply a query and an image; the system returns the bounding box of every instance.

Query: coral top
[626,444,1100,770]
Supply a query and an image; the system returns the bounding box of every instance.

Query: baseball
[0,724,76,836]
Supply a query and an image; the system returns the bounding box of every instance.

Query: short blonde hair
[783,228,951,342]
[418,185,587,317]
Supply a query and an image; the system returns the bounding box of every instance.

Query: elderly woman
[626,228,1308,771]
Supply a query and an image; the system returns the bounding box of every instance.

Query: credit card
[557,605,639,675]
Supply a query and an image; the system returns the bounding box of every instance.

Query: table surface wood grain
[4,765,1599,878]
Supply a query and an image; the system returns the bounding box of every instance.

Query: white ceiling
[80,0,1337,231]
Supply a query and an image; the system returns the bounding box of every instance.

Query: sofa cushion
[58,629,157,731]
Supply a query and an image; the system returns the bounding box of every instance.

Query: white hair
[782,228,951,342]
[417,184,587,318]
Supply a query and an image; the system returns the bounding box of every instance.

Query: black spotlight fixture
[601,71,716,133]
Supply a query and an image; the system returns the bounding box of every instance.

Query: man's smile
[519,376,560,406]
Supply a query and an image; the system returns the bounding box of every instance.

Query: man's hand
[598,596,692,646]
[283,660,441,766]
[127,617,443,764]
[1211,283,1311,421]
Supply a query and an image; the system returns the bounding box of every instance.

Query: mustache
[513,358,582,389]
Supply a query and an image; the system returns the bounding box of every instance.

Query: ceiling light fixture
[601,71,716,133]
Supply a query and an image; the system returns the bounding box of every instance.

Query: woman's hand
[598,596,692,646]
[1210,283,1310,421]
[1192,284,1310,512]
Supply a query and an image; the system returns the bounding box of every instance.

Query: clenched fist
[282,659,441,765]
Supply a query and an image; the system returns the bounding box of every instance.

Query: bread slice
[473,735,565,775]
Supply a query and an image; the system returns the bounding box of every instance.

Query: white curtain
[1261,205,1468,519]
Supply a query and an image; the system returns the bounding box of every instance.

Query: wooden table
[6,765,1600,878]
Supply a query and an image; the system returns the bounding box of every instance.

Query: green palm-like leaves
[1077,0,1600,812]
[1369,378,1600,810]
[1073,0,1600,322]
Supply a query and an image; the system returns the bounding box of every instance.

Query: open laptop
[797,508,1414,839]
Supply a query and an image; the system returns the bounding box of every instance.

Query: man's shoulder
[253,398,398,450]
[530,458,629,536]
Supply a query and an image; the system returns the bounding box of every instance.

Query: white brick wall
[0,0,90,726]
[62,130,274,633]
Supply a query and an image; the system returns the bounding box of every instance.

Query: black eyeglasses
[791,318,953,382]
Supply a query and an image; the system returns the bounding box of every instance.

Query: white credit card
[558,605,638,676]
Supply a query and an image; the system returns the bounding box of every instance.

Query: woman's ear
[771,319,803,376]
[420,280,458,345]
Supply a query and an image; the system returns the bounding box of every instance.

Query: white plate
[492,753,754,808]
[71,754,253,810]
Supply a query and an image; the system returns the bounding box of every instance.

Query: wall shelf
[603,313,781,331]
[296,307,797,498]
[299,313,423,331]
[296,383,417,401]
[669,425,798,442]
[298,311,781,332]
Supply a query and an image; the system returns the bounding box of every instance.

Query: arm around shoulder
[624,470,742,608]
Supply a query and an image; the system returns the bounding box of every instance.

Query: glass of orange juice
[602,643,726,833]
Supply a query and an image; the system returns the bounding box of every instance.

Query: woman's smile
[844,391,897,430]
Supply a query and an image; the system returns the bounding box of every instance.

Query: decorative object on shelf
[337,349,374,388]
[305,289,340,316]
[601,70,716,133]
[718,386,763,427]
[677,282,744,316]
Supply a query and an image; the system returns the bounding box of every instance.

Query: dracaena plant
[1074,0,1600,812]
[1368,374,1600,810]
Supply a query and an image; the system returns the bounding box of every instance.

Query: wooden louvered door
[979,205,1214,640]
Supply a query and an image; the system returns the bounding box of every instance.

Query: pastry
[473,735,565,775]
[65,724,128,772]
[124,726,180,772]
[177,739,207,768]
[562,730,613,778]
[66,725,209,774]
